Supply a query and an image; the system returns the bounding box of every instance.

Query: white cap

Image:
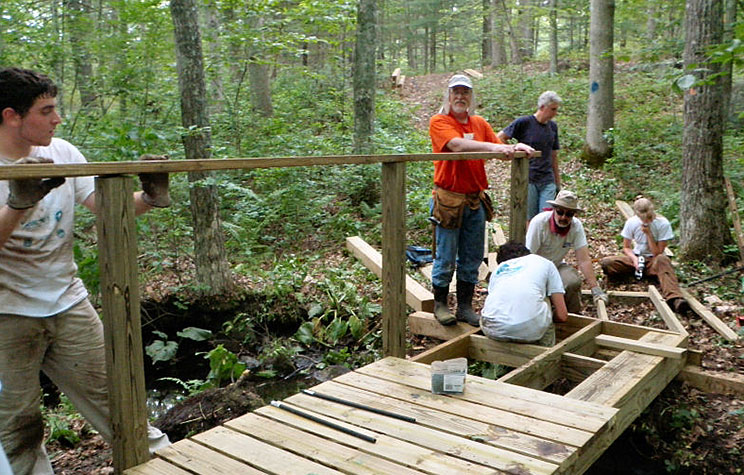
[448,74,472,89]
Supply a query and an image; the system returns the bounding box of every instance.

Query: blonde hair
[633,197,656,222]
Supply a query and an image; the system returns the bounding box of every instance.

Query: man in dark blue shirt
[498,91,562,221]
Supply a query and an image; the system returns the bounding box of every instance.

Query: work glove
[7,157,65,210]
[138,154,171,208]
[591,286,609,304]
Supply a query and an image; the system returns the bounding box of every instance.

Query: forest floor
[49,68,743,474]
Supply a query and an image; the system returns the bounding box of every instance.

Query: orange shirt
[429,113,501,194]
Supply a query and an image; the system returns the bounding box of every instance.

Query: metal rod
[302,389,417,423]
[686,265,744,286]
[270,401,376,443]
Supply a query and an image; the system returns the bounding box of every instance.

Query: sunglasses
[554,208,575,218]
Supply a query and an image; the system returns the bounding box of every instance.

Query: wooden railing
[0,151,532,472]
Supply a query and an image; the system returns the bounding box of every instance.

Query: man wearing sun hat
[525,189,608,313]
[600,197,689,314]
[428,73,535,326]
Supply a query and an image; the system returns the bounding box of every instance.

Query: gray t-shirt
[525,210,588,265]
[621,215,674,257]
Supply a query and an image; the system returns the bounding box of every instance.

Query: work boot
[669,298,690,315]
[456,281,481,327]
[433,285,456,326]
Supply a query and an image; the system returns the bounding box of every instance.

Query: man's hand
[591,286,609,304]
[7,157,65,210]
[515,142,535,158]
[138,154,171,208]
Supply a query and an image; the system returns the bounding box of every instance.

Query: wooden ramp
[126,315,689,474]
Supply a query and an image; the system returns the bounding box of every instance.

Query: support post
[381,161,406,357]
[96,176,149,471]
[509,156,528,243]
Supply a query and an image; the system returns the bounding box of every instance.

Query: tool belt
[432,186,494,229]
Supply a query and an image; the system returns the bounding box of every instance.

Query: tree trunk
[518,0,534,59]
[248,17,273,117]
[680,0,726,262]
[583,0,614,167]
[492,1,507,66]
[482,0,493,68]
[646,1,657,43]
[170,0,233,296]
[66,0,96,111]
[721,0,736,122]
[549,0,558,75]
[498,0,522,65]
[203,0,225,115]
[353,0,377,155]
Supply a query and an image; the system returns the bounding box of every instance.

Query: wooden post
[509,156,529,243]
[381,161,406,357]
[724,177,744,263]
[96,176,150,471]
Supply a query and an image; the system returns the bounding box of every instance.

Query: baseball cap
[448,74,472,89]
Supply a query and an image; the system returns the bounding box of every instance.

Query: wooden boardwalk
[127,314,691,474]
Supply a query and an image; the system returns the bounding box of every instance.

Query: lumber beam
[509,157,529,243]
[468,335,544,367]
[679,288,739,341]
[648,285,689,336]
[677,366,744,396]
[615,200,673,256]
[595,334,687,359]
[724,176,744,263]
[346,236,434,313]
[381,162,407,358]
[595,299,609,321]
[408,311,473,341]
[96,177,150,471]
[561,353,605,382]
[463,68,483,79]
[409,327,480,364]
[581,289,650,303]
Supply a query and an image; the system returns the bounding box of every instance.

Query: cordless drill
[635,255,645,280]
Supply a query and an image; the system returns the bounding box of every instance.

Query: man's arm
[642,224,666,256]
[575,246,599,288]
[549,293,568,322]
[622,238,639,267]
[446,137,517,159]
[496,131,511,143]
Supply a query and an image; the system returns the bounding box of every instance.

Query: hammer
[428,216,440,259]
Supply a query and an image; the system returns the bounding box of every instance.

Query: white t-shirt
[621,215,674,257]
[480,254,565,342]
[0,138,95,317]
[525,210,588,265]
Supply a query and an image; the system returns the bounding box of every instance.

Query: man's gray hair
[440,84,477,116]
[538,91,562,109]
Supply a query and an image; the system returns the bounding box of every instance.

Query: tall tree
[66,0,96,111]
[549,0,558,74]
[482,0,493,68]
[583,0,614,166]
[353,0,377,154]
[679,0,726,261]
[721,0,737,121]
[170,0,233,295]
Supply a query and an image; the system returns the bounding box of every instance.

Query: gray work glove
[138,154,171,208]
[591,286,609,304]
[7,157,65,210]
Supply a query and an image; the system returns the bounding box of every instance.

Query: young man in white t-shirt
[600,197,689,314]
[480,241,567,346]
[0,67,172,474]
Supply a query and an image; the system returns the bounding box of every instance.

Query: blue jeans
[528,182,557,221]
[431,202,485,287]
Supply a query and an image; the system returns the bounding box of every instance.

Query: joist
[594,334,687,359]
[346,236,434,312]
[679,288,739,341]
[408,311,474,341]
[615,200,673,256]
[648,285,688,335]
[463,68,484,79]
[410,326,480,364]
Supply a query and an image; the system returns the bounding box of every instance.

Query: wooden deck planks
[150,438,267,474]
[123,457,194,475]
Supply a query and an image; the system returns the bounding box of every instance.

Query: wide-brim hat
[546,190,583,212]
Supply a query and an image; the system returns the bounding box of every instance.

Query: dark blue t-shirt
[502,115,560,185]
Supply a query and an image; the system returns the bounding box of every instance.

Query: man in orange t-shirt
[428,74,534,326]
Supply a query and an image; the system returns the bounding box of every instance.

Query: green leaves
[146,339,179,363]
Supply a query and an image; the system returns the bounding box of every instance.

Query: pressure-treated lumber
[615,200,673,256]
[679,288,739,341]
[594,334,687,359]
[96,177,150,472]
[648,285,689,335]
[595,298,609,320]
[677,366,744,396]
[381,162,407,358]
[509,157,529,243]
[410,326,480,364]
[463,68,484,79]
[346,236,434,313]
[0,152,532,180]
[724,176,744,262]
[408,311,474,341]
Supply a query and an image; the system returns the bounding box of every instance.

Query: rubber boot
[456,281,480,326]
[433,285,456,326]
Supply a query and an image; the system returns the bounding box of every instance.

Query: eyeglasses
[554,208,575,218]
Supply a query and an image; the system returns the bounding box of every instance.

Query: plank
[123,458,193,475]
[333,370,595,447]
[347,236,434,313]
[192,425,340,474]
[509,157,529,243]
[408,311,473,341]
[357,357,616,432]
[595,298,609,321]
[648,285,689,335]
[396,74,406,87]
[679,288,739,341]
[677,365,744,397]
[256,405,497,475]
[96,177,149,471]
[224,413,424,474]
[561,353,605,383]
[463,68,484,79]
[284,393,559,474]
[155,438,265,474]
[391,67,401,80]
[490,222,507,246]
[581,289,650,300]
[615,200,673,256]
[468,334,544,367]
[724,176,744,262]
[310,380,577,467]
[410,326,480,364]
[381,162,407,358]
[594,334,687,359]
[418,264,455,292]
[0,152,530,180]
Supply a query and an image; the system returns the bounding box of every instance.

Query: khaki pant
[0,300,169,475]
[600,254,683,301]
[557,263,583,314]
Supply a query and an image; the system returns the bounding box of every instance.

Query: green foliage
[145,328,213,364]
[43,395,83,447]
[203,344,247,387]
